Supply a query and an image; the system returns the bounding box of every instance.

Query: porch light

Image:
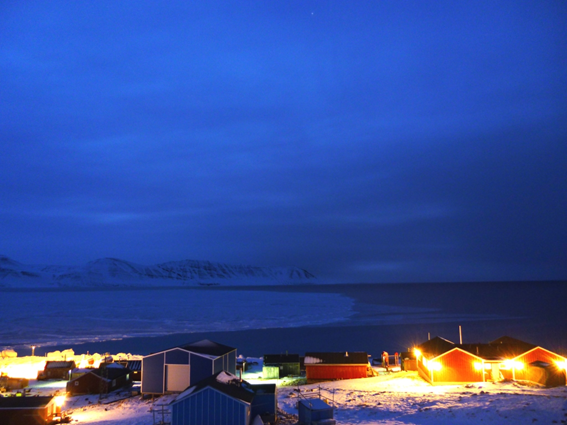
[554,360,567,370]
[429,361,442,371]
[413,349,421,359]
[54,395,66,408]
[474,362,482,370]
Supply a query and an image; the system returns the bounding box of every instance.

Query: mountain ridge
[0,255,317,288]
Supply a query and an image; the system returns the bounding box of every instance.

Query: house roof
[459,341,535,360]
[298,398,332,411]
[417,337,455,356]
[263,354,300,364]
[0,396,54,409]
[173,372,257,405]
[178,339,236,357]
[92,365,130,380]
[126,360,141,371]
[45,361,76,369]
[69,365,130,383]
[419,335,538,361]
[304,352,368,365]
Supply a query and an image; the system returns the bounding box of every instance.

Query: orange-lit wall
[420,349,484,383]
[305,365,367,380]
[502,347,565,381]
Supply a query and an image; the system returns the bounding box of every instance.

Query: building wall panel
[142,352,165,394]
[189,354,213,386]
[166,349,190,365]
[435,350,483,383]
[513,348,565,381]
[306,365,367,380]
[172,388,248,425]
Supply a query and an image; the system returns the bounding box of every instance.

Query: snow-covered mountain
[0,255,317,288]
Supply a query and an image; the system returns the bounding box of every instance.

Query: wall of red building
[306,365,367,380]
[432,350,483,383]
[510,348,565,381]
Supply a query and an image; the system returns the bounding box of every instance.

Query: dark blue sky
[1,1,566,283]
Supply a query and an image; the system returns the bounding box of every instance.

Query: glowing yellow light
[429,361,442,371]
[413,349,421,359]
[0,360,46,380]
[474,362,482,370]
[554,360,567,370]
[54,395,66,408]
[514,361,524,370]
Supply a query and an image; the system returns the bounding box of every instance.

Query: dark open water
[33,281,567,359]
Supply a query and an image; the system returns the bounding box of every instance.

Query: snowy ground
[278,373,567,425]
[6,356,566,425]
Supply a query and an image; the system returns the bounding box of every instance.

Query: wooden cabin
[142,339,237,394]
[414,335,567,386]
[170,371,277,425]
[304,352,369,380]
[37,360,76,380]
[0,396,62,425]
[67,363,132,395]
[263,354,300,379]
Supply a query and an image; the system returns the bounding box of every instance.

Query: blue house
[142,339,237,394]
[170,371,276,425]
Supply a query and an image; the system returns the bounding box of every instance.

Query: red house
[304,352,369,380]
[414,336,567,386]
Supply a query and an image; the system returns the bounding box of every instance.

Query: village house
[37,360,76,380]
[414,336,567,386]
[170,371,276,425]
[304,352,369,381]
[116,359,141,381]
[66,363,133,395]
[141,339,237,394]
[262,353,300,379]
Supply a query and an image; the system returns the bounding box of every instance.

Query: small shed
[67,363,132,395]
[400,351,417,371]
[297,398,334,425]
[0,396,61,425]
[142,339,237,394]
[38,360,76,380]
[170,371,277,425]
[263,354,300,379]
[304,352,368,380]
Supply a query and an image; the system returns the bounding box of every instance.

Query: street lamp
[31,345,36,357]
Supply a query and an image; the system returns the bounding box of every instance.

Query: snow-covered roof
[45,361,75,368]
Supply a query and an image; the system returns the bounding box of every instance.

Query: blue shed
[170,371,276,425]
[142,339,237,394]
[298,398,334,425]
